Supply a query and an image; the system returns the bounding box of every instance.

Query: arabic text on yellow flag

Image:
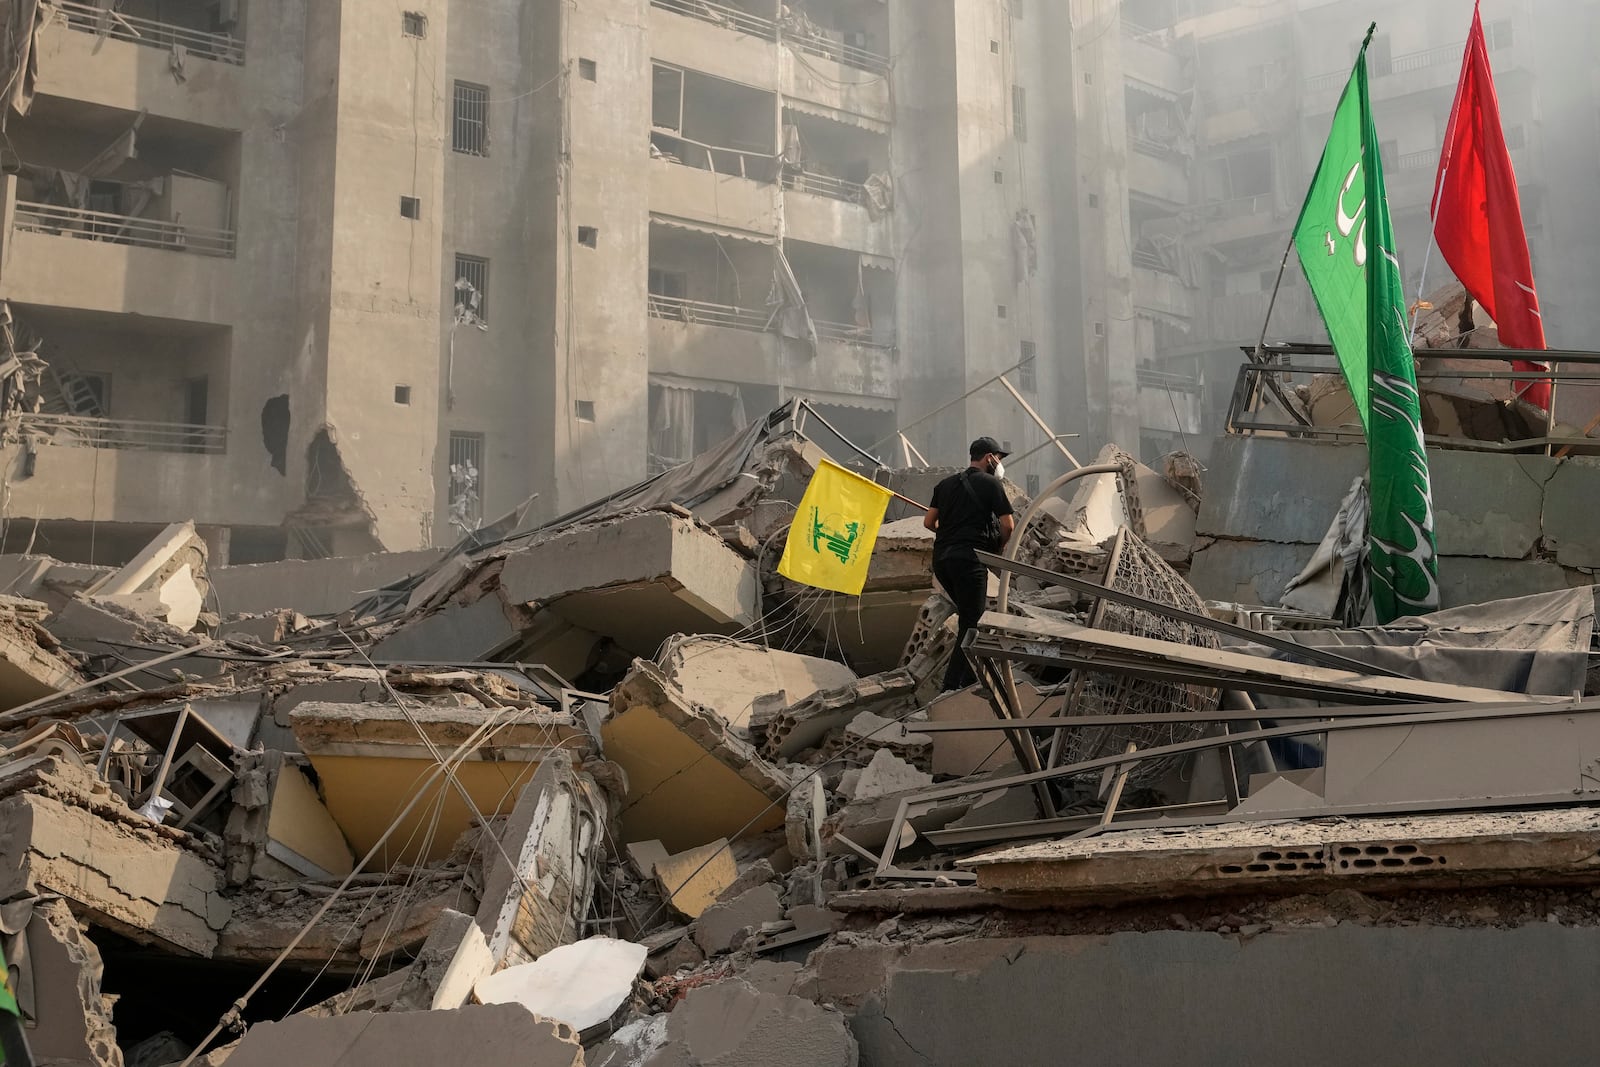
[777,460,894,595]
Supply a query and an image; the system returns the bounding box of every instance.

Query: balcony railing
[49,0,244,65]
[814,318,891,348]
[651,0,777,40]
[647,295,894,348]
[1397,147,1439,172]
[1309,40,1466,92]
[781,169,867,206]
[783,29,891,75]
[15,201,236,257]
[648,294,773,332]
[651,131,780,183]
[15,413,228,454]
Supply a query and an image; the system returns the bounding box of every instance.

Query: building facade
[0,0,1104,564]
[1076,0,1600,460]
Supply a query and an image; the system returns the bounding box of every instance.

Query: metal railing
[815,318,892,347]
[1397,147,1439,172]
[781,169,867,205]
[647,294,773,332]
[785,32,891,75]
[1309,40,1465,91]
[650,0,777,39]
[49,0,244,64]
[15,201,236,257]
[15,412,228,454]
[1226,345,1600,454]
[651,130,779,183]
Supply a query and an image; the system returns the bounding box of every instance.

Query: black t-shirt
[930,469,1015,558]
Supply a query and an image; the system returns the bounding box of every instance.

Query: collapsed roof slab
[605,662,792,853]
[0,595,82,710]
[224,1003,585,1067]
[658,635,858,732]
[0,759,230,956]
[498,509,760,659]
[289,701,593,867]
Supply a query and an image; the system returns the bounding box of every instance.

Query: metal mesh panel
[1055,528,1221,784]
[453,81,489,155]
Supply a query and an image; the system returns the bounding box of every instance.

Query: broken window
[452,81,489,156]
[648,268,688,300]
[402,11,427,38]
[1487,19,1513,50]
[454,254,490,325]
[649,65,778,181]
[1203,147,1273,202]
[448,431,485,531]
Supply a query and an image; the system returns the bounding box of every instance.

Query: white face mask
[992,459,1006,481]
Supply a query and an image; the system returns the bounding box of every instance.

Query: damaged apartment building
[0,0,1116,570]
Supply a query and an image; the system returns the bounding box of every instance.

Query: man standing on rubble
[923,437,1016,692]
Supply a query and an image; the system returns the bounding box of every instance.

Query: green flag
[1293,24,1439,622]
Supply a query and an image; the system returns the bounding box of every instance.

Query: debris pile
[2,404,1599,1065]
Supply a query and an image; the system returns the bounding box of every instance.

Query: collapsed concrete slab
[499,508,761,657]
[225,1003,584,1067]
[605,663,791,852]
[644,979,858,1067]
[649,839,737,920]
[19,898,121,1067]
[0,594,82,711]
[0,757,230,956]
[692,883,786,956]
[657,634,857,733]
[289,698,592,866]
[761,670,920,760]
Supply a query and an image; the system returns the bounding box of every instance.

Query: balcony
[781,171,889,258]
[647,296,896,400]
[1122,24,1186,95]
[0,437,257,526]
[13,412,226,454]
[0,179,236,324]
[1133,268,1194,323]
[1305,33,1530,113]
[35,6,246,128]
[649,147,778,236]
[15,201,234,257]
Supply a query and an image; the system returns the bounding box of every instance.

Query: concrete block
[653,839,738,920]
[391,908,492,1012]
[369,590,521,662]
[851,749,933,800]
[1188,538,1316,607]
[225,1004,583,1067]
[1196,436,1367,544]
[1431,450,1547,559]
[211,549,447,616]
[658,635,857,731]
[692,884,786,956]
[499,510,760,657]
[474,937,647,1038]
[647,979,857,1067]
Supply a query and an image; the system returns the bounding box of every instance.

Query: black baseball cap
[969,436,1010,460]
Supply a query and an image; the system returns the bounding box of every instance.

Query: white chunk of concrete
[473,937,647,1034]
[852,748,934,800]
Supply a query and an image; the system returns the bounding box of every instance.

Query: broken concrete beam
[289,700,592,866]
[657,634,857,732]
[87,520,211,630]
[226,1004,584,1067]
[497,509,761,657]
[474,937,647,1040]
[0,784,230,957]
[605,662,792,853]
[850,749,934,800]
[652,839,737,920]
[650,979,858,1066]
[762,669,920,760]
[474,752,610,968]
[391,908,494,1013]
[692,884,786,956]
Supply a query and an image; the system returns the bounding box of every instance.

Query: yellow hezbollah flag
[777,460,893,595]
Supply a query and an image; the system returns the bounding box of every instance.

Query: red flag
[1431,2,1550,408]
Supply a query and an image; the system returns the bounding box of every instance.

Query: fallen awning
[648,374,743,396]
[796,392,897,413]
[649,213,773,245]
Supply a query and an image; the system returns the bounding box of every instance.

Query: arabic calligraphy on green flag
[1292,23,1439,622]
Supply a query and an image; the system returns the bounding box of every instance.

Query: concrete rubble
[2,412,1600,1065]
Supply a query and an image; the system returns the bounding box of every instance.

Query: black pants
[933,550,989,692]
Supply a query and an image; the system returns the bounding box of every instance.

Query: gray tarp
[1231,586,1596,699]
